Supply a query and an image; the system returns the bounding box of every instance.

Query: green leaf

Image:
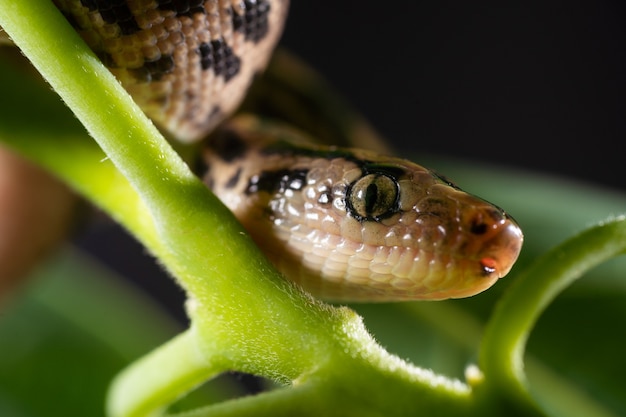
[0,248,246,417]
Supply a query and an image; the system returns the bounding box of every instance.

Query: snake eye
[348,173,399,220]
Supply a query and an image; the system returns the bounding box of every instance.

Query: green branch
[478,216,626,410]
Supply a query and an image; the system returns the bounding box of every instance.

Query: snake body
[12,0,523,301]
[51,0,288,141]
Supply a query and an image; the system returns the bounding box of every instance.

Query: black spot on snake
[197,39,242,82]
[96,51,116,68]
[232,0,271,42]
[198,43,213,71]
[81,0,139,35]
[156,0,206,17]
[246,169,309,195]
[133,55,175,82]
[79,0,98,11]
[207,128,248,163]
[225,167,243,190]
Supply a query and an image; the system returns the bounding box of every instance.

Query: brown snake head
[42,0,522,302]
[202,116,523,302]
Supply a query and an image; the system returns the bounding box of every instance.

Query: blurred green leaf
[0,248,244,417]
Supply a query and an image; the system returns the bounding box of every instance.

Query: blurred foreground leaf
[0,249,243,417]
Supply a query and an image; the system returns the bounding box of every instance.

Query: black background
[280,1,626,190]
[76,1,626,321]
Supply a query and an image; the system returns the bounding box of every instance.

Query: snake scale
[6,0,523,301]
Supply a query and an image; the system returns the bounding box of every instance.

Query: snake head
[313,157,525,301]
[202,116,524,302]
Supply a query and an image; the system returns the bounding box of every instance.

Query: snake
[3,0,523,301]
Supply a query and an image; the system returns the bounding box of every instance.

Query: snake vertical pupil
[349,174,399,220]
[364,183,379,214]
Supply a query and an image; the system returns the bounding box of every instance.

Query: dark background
[280,1,626,190]
[77,1,626,321]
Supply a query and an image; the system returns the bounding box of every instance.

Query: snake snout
[475,210,523,279]
[435,205,524,300]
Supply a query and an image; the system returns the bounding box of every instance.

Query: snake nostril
[470,220,488,235]
[469,206,508,235]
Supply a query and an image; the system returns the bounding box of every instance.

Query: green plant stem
[107,327,225,417]
[479,216,626,407]
[112,312,474,417]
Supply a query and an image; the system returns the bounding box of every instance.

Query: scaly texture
[202,116,523,301]
[52,0,288,141]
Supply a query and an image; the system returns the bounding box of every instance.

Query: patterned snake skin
[52,0,288,141]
